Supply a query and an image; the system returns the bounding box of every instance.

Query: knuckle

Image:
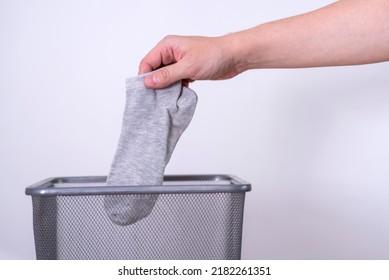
[163,34,175,41]
[159,68,170,81]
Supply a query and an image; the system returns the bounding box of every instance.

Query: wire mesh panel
[26,175,251,260]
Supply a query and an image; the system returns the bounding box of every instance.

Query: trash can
[25,174,251,260]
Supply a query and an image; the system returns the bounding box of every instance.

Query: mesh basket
[25,175,251,260]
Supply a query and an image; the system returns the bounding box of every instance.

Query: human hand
[138,35,242,88]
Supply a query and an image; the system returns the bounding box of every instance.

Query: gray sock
[104,74,197,226]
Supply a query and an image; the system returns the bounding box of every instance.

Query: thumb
[144,65,184,89]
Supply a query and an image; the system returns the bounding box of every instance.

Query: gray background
[1,0,389,259]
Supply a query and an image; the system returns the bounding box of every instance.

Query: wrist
[223,24,277,72]
[223,29,260,73]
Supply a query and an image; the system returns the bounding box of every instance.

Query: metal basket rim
[25,174,252,196]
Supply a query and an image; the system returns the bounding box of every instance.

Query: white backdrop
[1,0,389,259]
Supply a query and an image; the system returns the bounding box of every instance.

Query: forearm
[229,0,389,72]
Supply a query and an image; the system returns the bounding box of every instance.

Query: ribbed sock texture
[104,74,197,225]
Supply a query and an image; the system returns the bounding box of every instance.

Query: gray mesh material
[30,178,247,260]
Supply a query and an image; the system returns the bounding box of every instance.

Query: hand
[138,35,241,88]
[138,1,389,89]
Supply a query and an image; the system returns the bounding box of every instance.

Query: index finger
[138,52,159,74]
[138,36,180,74]
[138,41,169,74]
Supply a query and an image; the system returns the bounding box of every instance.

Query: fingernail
[152,73,159,84]
[144,74,156,88]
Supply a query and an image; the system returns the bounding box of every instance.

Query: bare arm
[139,0,389,88]
[234,0,389,70]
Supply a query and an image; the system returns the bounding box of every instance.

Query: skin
[139,0,389,89]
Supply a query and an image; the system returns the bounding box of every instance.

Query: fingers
[143,64,186,89]
[138,36,185,88]
[138,35,178,75]
[138,49,164,75]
